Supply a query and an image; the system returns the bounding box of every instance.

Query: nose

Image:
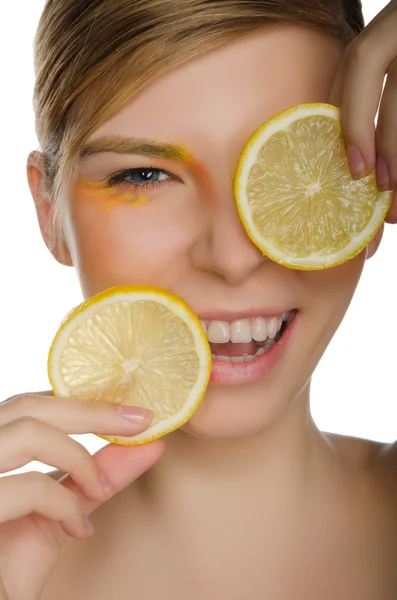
[190,203,268,285]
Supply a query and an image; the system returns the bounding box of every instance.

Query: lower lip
[209,311,298,386]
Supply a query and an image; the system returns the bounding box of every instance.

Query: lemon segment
[48,286,212,445]
[234,103,392,270]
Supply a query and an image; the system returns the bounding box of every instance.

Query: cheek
[303,250,366,331]
[64,195,196,296]
[309,251,366,299]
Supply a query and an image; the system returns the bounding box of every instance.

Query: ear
[365,223,384,261]
[27,151,73,266]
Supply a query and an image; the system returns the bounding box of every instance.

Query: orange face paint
[73,175,149,212]
[183,155,217,206]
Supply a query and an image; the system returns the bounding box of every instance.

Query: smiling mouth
[201,309,297,362]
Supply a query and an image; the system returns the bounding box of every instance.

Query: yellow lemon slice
[234,103,392,270]
[48,286,212,445]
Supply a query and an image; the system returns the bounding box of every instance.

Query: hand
[329,0,397,230]
[0,391,164,600]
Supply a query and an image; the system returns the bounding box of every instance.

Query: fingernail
[116,406,154,422]
[347,145,366,179]
[376,154,391,191]
[98,470,113,495]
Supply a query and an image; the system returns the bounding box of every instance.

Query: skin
[329,0,397,214]
[26,20,397,600]
[74,175,150,212]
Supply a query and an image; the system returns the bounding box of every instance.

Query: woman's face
[47,27,368,440]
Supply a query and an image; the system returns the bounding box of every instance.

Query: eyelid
[103,166,182,185]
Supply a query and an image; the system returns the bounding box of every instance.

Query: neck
[137,382,334,521]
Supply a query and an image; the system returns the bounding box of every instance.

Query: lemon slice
[234,103,392,270]
[48,286,212,445]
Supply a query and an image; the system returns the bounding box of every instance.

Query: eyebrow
[78,136,189,162]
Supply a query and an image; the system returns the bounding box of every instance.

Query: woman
[1,1,397,598]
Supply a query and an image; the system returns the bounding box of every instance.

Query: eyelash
[105,167,177,192]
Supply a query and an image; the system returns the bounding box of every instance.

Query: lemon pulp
[48,286,212,445]
[234,103,392,269]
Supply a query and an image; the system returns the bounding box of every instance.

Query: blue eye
[106,167,174,189]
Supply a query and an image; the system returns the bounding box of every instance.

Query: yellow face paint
[73,175,149,212]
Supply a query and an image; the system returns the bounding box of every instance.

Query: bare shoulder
[46,469,67,481]
[323,430,384,466]
[369,437,397,485]
[324,430,397,496]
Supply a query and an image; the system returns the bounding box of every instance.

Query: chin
[178,381,292,442]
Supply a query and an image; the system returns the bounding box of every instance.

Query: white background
[0,0,395,478]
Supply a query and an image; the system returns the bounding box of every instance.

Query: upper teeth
[201,311,293,344]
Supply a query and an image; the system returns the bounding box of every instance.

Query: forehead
[90,26,343,158]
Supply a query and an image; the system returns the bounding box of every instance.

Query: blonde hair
[33,0,364,244]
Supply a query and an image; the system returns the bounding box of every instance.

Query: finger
[366,222,385,260]
[58,438,165,523]
[328,2,397,110]
[0,417,112,502]
[375,56,397,190]
[330,41,383,176]
[329,10,397,178]
[359,1,397,34]
[0,390,54,406]
[0,472,91,539]
[385,189,397,223]
[0,393,153,435]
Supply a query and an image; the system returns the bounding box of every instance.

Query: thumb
[58,438,165,516]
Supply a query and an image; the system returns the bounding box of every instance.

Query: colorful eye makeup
[73,175,149,211]
[73,164,182,212]
[73,143,215,211]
